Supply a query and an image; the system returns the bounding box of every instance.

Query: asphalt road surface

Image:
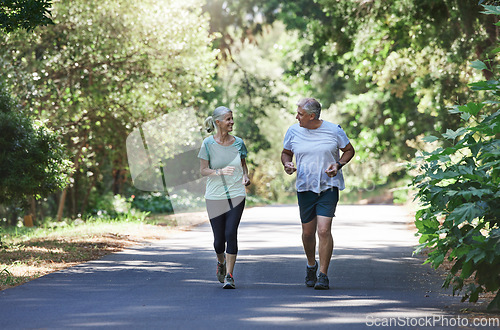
[0,205,483,329]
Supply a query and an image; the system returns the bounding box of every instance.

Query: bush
[131,193,174,214]
[87,193,147,220]
[0,82,72,214]
[411,9,500,308]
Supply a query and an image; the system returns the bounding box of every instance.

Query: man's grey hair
[297,98,321,119]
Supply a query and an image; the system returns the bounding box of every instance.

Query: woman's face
[216,112,234,132]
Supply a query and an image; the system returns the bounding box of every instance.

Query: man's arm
[338,142,355,166]
[325,143,355,177]
[281,149,296,175]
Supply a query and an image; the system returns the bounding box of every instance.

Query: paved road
[0,205,479,329]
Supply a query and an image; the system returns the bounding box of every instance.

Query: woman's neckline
[213,134,236,146]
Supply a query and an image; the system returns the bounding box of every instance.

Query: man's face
[296,106,314,127]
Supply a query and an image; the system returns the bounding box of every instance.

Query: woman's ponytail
[204,116,217,134]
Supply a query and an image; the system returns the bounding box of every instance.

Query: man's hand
[325,163,340,178]
[284,162,297,175]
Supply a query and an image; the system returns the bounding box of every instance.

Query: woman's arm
[200,159,235,177]
[200,159,217,177]
[241,158,251,186]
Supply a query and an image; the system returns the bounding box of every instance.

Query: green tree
[204,0,499,192]
[0,0,71,226]
[1,0,218,218]
[411,5,500,310]
[0,82,71,225]
[0,0,53,33]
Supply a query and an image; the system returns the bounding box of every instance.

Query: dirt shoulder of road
[0,211,209,291]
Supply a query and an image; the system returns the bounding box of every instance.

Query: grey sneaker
[216,261,226,283]
[305,261,318,287]
[314,272,329,290]
[223,273,235,289]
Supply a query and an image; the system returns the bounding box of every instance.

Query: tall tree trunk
[56,137,87,221]
[56,188,68,222]
[23,196,36,227]
[80,175,96,217]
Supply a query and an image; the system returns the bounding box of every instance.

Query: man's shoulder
[287,123,300,132]
[322,121,344,132]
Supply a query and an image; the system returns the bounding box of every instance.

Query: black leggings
[206,197,245,255]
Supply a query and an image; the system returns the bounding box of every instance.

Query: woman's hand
[220,166,235,176]
[242,174,251,186]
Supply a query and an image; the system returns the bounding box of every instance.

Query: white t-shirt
[283,121,350,193]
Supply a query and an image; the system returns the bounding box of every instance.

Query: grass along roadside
[0,215,191,291]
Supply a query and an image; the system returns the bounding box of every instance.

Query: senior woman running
[198,106,250,289]
[281,97,355,290]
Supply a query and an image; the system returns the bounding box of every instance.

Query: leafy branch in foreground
[411,4,500,311]
[411,61,499,310]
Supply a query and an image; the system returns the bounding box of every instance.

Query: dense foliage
[0,0,70,226]
[0,83,71,210]
[1,1,498,227]
[202,0,499,193]
[0,0,53,33]
[411,5,500,310]
[1,0,218,218]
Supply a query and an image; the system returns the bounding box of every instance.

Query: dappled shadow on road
[0,242,466,329]
[0,205,473,329]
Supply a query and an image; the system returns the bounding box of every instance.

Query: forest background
[0,0,498,224]
[1,0,500,309]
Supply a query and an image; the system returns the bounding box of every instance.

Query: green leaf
[469,142,481,157]
[442,127,467,140]
[422,135,439,143]
[432,253,445,268]
[469,60,488,71]
[469,80,499,91]
[458,102,484,116]
[491,47,500,54]
[460,191,473,201]
[481,5,500,15]
[460,112,471,121]
[470,188,492,198]
[487,292,500,310]
[448,203,484,225]
[473,251,487,264]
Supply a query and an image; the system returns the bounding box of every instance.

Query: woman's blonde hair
[204,106,232,134]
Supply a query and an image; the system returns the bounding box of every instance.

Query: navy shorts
[297,188,339,223]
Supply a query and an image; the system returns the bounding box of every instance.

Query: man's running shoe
[314,272,329,290]
[223,273,235,289]
[305,261,318,287]
[217,261,226,283]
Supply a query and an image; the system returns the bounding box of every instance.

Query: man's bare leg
[302,217,317,266]
[316,215,333,275]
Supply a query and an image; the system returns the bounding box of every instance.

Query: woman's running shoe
[223,273,235,289]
